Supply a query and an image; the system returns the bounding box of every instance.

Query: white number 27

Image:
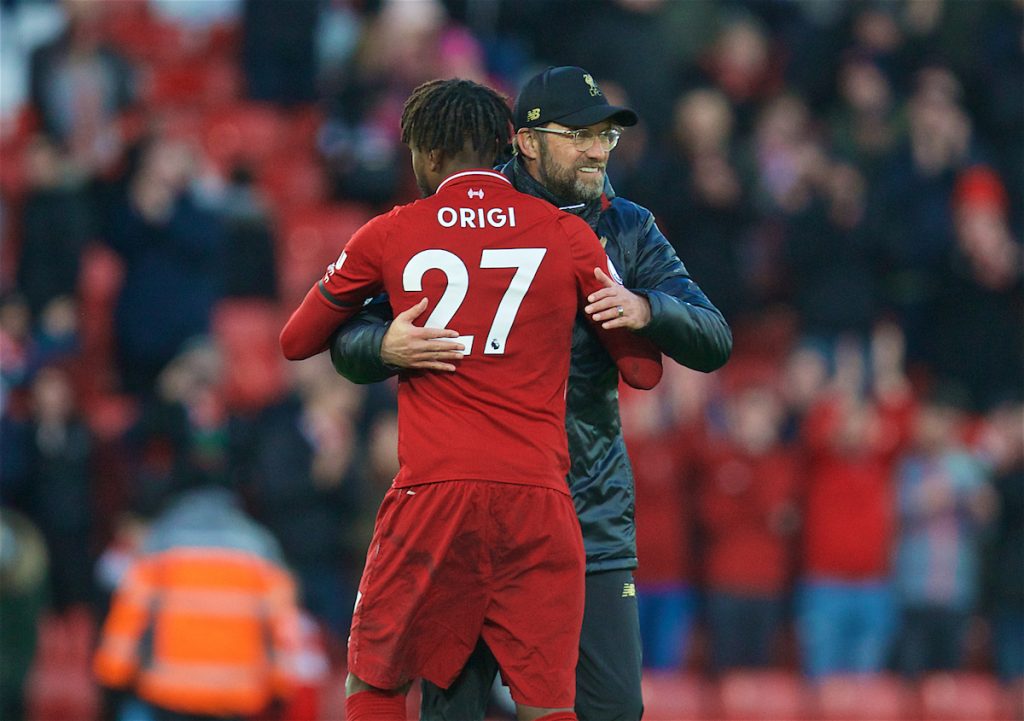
[402,248,546,356]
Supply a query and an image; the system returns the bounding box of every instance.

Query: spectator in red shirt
[695,365,800,671]
[795,339,914,679]
[623,379,696,671]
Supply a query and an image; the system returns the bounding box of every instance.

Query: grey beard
[537,149,603,203]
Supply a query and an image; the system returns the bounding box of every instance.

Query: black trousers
[420,569,644,721]
[895,605,971,677]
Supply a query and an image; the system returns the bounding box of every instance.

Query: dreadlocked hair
[401,78,512,164]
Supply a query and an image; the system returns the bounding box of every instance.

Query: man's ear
[515,130,540,161]
[427,149,444,172]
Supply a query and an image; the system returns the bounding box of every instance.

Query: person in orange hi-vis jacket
[93,484,302,721]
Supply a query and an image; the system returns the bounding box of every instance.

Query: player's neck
[437,151,495,183]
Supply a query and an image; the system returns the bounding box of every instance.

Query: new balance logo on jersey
[622,582,636,598]
[437,206,517,229]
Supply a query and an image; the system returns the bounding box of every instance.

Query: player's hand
[381,298,465,372]
[584,267,651,330]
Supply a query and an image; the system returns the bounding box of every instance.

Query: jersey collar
[436,169,513,193]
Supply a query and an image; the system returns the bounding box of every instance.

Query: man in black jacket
[330,66,732,720]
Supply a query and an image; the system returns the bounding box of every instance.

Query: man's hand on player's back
[381,298,466,372]
[384,267,655,373]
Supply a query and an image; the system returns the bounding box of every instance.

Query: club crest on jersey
[467,188,484,199]
[583,74,602,97]
[437,206,517,229]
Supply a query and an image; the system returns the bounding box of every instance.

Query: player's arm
[629,208,732,372]
[565,216,662,390]
[280,225,384,361]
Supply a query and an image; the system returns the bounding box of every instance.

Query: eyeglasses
[530,126,622,152]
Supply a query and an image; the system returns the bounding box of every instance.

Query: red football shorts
[347,480,585,708]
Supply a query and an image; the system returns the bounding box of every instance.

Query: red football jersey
[281,169,654,492]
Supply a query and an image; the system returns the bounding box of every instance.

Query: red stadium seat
[202,103,289,173]
[814,674,916,720]
[24,608,100,721]
[25,666,99,721]
[212,299,288,413]
[259,152,329,212]
[104,10,188,64]
[282,104,325,156]
[277,203,374,307]
[919,672,1013,721]
[642,672,712,721]
[717,669,811,721]
[142,57,241,110]
[102,2,238,66]
[206,21,241,58]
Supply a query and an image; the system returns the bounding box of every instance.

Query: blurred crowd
[0,0,1021,719]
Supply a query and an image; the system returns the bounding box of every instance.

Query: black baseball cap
[513,66,639,130]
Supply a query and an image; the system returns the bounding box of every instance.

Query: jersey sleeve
[280,219,386,360]
[562,214,663,390]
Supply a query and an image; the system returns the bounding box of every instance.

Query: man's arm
[330,297,467,383]
[628,209,732,372]
[329,297,397,384]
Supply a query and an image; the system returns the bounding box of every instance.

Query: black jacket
[330,158,732,571]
